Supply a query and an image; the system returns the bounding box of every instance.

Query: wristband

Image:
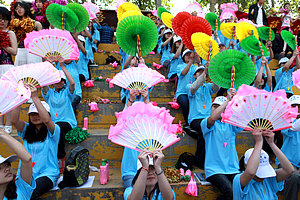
[142,167,148,172]
[156,169,164,176]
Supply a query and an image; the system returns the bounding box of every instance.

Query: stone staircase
[0,43,289,200]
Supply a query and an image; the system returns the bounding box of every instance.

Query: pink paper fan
[221,84,298,131]
[115,0,127,12]
[152,10,158,17]
[0,80,31,116]
[293,69,300,89]
[1,61,61,88]
[220,8,237,20]
[83,2,100,14]
[184,2,204,18]
[82,4,97,20]
[110,63,167,90]
[108,102,181,152]
[24,29,79,61]
[220,3,238,11]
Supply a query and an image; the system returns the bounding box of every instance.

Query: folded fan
[257,26,275,41]
[24,29,79,61]
[236,21,259,41]
[109,102,181,152]
[1,61,61,88]
[82,4,97,20]
[117,2,140,19]
[220,23,237,40]
[66,3,89,32]
[181,16,212,50]
[281,30,297,50]
[205,12,220,31]
[191,32,219,61]
[161,12,174,29]
[83,2,100,14]
[109,64,166,90]
[172,11,192,37]
[0,80,31,116]
[240,35,270,57]
[184,2,204,18]
[222,84,298,131]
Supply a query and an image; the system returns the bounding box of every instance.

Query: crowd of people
[0,0,300,199]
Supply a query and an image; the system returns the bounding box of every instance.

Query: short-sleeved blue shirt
[168,53,184,79]
[175,63,197,98]
[233,173,284,200]
[78,50,89,81]
[124,187,176,200]
[3,176,36,200]
[186,83,214,124]
[274,67,294,94]
[201,118,243,178]
[17,123,61,185]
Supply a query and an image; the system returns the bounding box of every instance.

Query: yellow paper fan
[117,2,140,19]
[191,32,219,61]
[161,12,174,29]
[220,23,237,40]
[118,10,143,24]
[236,22,259,41]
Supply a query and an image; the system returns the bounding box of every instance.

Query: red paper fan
[172,11,192,37]
[181,16,212,50]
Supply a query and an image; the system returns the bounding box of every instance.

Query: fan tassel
[269,27,271,42]
[208,41,212,61]
[232,26,236,41]
[231,65,235,88]
[137,34,141,59]
[62,12,65,30]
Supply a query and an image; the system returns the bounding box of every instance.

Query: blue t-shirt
[56,61,82,98]
[121,147,139,180]
[78,50,89,81]
[158,42,172,65]
[124,187,176,200]
[91,29,100,51]
[175,63,197,98]
[274,67,294,94]
[233,173,284,200]
[3,176,36,200]
[201,118,243,178]
[276,128,300,168]
[186,83,214,124]
[168,53,183,79]
[42,86,77,128]
[85,37,94,62]
[120,49,129,72]
[17,123,60,185]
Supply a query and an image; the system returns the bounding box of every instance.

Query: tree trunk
[210,0,217,12]
[155,0,161,9]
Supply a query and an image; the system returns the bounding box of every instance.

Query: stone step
[19,103,185,129]
[81,81,175,102]
[1,130,255,170]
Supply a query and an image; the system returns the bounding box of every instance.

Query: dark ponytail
[4,180,17,199]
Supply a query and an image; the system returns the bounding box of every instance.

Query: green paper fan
[257,27,275,41]
[205,12,220,31]
[281,30,297,50]
[240,35,270,57]
[66,3,89,33]
[208,50,256,89]
[46,3,79,32]
[116,15,158,57]
[65,127,90,144]
[157,7,170,19]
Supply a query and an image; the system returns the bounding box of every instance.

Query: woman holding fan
[0,7,17,134]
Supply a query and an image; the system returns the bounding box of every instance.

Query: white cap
[279,57,289,64]
[194,65,205,75]
[212,96,227,106]
[173,36,182,43]
[28,101,50,114]
[59,70,67,80]
[289,95,300,105]
[244,148,276,178]
[182,49,193,59]
[137,156,154,170]
[164,29,172,35]
[0,155,18,165]
[78,35,85,42]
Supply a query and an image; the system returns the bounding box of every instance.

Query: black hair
[4,162,17,200]
[171,40,184,55]
[14,1,33,19]
[0,7,12,25]
[131,168,160,200]
[239,155,246,172]
[162,30,174,49]
[89,22,95,35]
[35,0,47,4]
[182,51,192,63]
[23,115,48,143]
[283,3,290,8]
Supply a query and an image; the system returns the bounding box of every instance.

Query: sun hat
[182,49,193,59]
[0,155,18,165]
[194,65,205,75]
[173,36,182,43]
[244,148,276,178]
[164,29,172,35]
[212,96,227,106]
[28,101,50,114]
[279,57,289,64]
[289,95,300,105]
[137,156,154,170]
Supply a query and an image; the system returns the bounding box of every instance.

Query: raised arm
[127,149,152,200]
[161,33,174,48]
[181,52,195,76]
[73,32,87,55]
[265,62,272,89]
[173,42,183,59]
[126,89,139,108]
[282,50,298,72]
[254,58,267,88]
[0,129,32,185]
[262,130,294,182]
[239,128,263,187]
[153,149,174,200]
[57,57,75,94]
[11,105,25,133]
[28,84,56,134]
[124,56,134,69]
[266,41,274,60]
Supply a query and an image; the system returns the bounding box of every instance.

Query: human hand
[293,49,299,57]
[25,83,38,98]
[138,148,152,169]
[47,56,56,63]
[252,127,263,143]
[227,88,236,100]
[129,88,139,102]
[229,40,235,47]
[153,149,164,172]
[140,89,148,101]
[266,41,272,48]
[56,56,65,64]
[261,57,268,65]
[262,129,275,145]
[138,57,145,64]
